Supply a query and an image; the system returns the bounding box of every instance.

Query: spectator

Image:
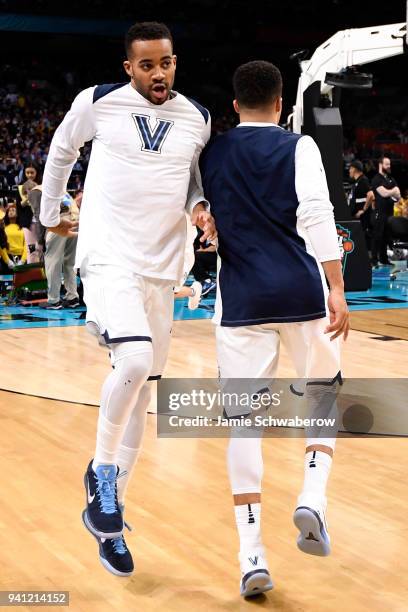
[371,156,400,266]
[27,183,47,258]
[73,188,83,211]
[348,160,374,251]
[43,192,80,309]
[191,230,217,295]
[0,213,8,273]
[0,201,27,271]
[17,164,43,262]
[394,188,408,219]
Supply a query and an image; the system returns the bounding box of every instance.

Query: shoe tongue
[95,464,116,480]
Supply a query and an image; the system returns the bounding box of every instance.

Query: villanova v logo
[132,113,174,154]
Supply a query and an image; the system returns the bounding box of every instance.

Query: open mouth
[151,83,168,102]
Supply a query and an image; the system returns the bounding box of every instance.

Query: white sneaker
[188,281,202,310]
[293,494,330,556]
[239,550,273,598]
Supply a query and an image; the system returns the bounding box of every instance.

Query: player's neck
[238,111,279,125]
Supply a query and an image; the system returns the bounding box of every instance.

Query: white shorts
[216,317,341,381]
[81,264,174,378]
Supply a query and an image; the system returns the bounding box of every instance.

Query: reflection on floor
[0,268,407,331]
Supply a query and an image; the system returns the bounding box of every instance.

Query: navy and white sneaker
[293,495,331,556]
[239,550,273,598]
[82,510,134,577]
[201,278,216,296]
[83,460,123,539]
[44,300,63,310]
[62,297,80,308]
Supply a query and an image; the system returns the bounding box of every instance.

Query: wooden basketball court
[0,315,407,611]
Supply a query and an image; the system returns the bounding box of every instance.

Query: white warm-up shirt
[238,123,340,263]
[40,83,211,282]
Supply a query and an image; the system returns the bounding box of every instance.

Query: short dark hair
[233,61,282,108]
[350,160,363,172]
[125,22,173,57]
[378,155,390,165]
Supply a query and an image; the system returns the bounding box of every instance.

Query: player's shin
[228,435,266,555]
[294,377,339,556]
[116,382,152,506]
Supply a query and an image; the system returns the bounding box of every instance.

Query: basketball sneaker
[201,278,216,296]
[188,281,202,310]
[82,510,134,577]
[44,300,63,310]
[239,550,273,598]
[293,495,330,556]
[62,297,80,308]
[83,460,123,538]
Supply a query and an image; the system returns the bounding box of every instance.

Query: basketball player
[200,61,349,597]
[40,22,216,576]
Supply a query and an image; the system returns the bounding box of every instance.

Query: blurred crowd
[1,55,408,307]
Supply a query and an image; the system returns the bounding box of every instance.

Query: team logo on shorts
[132,113,174,154]
[336,224,355,273]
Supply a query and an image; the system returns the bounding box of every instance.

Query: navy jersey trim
[307,371,343,386]
[102,330,152,344]
[220,311,327,327]
[186,96,209,124]
[93,83,128,104]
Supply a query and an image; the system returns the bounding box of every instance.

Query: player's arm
[39,87,96,237]
[295,135,349,341]
[186,114,217,243]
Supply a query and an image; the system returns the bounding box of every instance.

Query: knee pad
[110,341,153,382]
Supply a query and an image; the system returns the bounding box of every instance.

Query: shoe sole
[293,506,330,556]
[240,571,273,598]
[100,556,133,577]
[82,511,133,577]
[83,474,123,539]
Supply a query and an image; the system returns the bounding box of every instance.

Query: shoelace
[95,469,127,515]
[111,536,127,555]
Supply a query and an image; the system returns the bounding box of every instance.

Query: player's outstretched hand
[48,218,79,238]
[325,288,350,341]
[191,206,217,243]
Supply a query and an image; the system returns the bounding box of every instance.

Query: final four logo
[336,224,355,273]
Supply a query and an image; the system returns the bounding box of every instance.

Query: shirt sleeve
[185,112,212,215]
[295,135,340,261]
[370,174,382,191]
[40,87,96,228]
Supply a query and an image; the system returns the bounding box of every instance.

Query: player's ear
[233,99,240,115]
[276,96,282,113]
[123,60,132,78]
[173,54,177,68]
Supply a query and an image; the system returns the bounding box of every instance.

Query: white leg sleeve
[93,342,153,467]
[227,434,264,495]
[116,382,152,504]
